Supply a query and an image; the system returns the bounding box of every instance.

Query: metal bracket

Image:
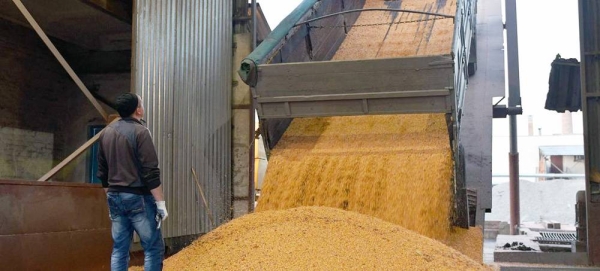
[304,23,314,60]
[493,105,523,118]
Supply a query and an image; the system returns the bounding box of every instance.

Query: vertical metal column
[250,0,258,213]
[252,0,257,49]
[505,0,522,235]
[579,0,600,265]
[232,0,256,217]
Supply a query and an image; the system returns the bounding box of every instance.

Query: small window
[574,155,584,162]
[88,125,106,184]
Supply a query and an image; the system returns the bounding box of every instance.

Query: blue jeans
[107,192,164,271]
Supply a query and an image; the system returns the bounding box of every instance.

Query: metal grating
[535,232,577,245]
[467,188,477,227]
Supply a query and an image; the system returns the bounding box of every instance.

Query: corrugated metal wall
[133,0,232,238]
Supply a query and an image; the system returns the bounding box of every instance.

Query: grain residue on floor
[447,226,485,262]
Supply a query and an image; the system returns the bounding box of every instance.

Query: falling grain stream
[143,1,487,270]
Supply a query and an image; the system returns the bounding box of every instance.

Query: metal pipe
[505,0,522,235]
[510,115,518,154]
[249,106,256,213]
[249,0,258,213]
[252,0,257,49]
[293,8,455,27]
[509,153,520,235]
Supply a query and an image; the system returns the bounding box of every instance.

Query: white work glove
[156,201,168,220]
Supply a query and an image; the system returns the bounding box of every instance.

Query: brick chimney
[562,111,573,135]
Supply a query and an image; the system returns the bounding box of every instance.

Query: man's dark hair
[115,93,139,118]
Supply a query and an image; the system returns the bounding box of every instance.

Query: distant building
[538,145,585,180]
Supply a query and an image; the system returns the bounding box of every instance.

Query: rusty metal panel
[0,179,111,270]
[133,0,232,239]
[0,181,111,235]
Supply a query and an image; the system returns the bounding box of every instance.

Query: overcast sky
[256,0,303,27]
[495,0,582,137]
[257,0,582,137]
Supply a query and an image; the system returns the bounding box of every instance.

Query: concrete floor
[496,264,600,271]
[485,238,496,264]
[485,238,600,270]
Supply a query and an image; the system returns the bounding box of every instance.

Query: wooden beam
[37,131,102,182]
[12,0,109,121]
[37,118,119,182]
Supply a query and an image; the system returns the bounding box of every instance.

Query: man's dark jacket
[97,118,161,195]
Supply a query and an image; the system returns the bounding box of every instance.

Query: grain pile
[257,0,483,261]
[446,226,484,263]
[131,1,483,269]
[161,207,489,271]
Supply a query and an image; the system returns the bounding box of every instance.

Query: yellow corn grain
[257,114,454,242]
[446,227,484,262]
[161,207,490,271]
[131,1,483,269]
[256,0,479,261]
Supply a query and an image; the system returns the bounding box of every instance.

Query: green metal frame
[238,0,319,85]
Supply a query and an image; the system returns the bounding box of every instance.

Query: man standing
[98,93,168,271]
